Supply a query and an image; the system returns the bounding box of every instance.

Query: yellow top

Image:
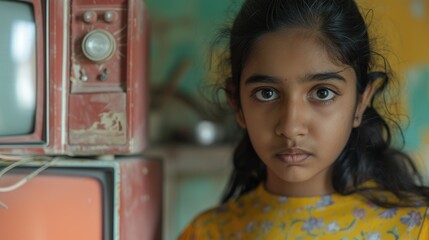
[179,184,429,239]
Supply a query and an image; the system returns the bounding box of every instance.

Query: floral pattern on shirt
[179,184,429,240]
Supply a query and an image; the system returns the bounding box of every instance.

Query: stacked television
[0,0,162,239]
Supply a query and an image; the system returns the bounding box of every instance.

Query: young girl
[179,0,429,239]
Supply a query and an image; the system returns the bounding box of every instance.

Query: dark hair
[218,0,429,207]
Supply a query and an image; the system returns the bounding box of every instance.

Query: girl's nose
[274,98,308,140]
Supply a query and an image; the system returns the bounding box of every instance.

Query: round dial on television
[82,29,116,62]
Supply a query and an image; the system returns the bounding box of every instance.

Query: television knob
[82,11,97,24]
[82,29,116,62]
[79,69,88,82]
[103,11,118,23]
[99,68,109,81]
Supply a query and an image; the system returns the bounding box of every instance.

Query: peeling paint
[70,111,126,145]
[71,63,82,83]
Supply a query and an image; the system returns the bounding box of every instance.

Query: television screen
[0,0,37,137]
[0,157,162,240]
[0,169,107,240]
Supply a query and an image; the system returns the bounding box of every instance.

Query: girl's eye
[254,88,279,102]
[310,88,336,101]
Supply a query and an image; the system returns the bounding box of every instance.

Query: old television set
[0,157,163,240]
[0,0,149,156]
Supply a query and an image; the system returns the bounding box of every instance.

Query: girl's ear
[227,96,246,129]
[235,110,246,128]
[226,82,246,128]
[234,109,246,129]
[353,82,375,127]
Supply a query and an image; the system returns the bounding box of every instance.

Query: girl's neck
[265,168,335,197]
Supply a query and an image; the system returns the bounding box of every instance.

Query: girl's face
[236,28,372,196]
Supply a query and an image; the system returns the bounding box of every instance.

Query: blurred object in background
[149,56,237,146]
[145,0,242,147]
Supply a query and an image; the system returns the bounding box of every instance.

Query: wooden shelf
[145,144,233,174]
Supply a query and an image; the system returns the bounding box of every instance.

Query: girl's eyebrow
[304,71,346,82]
[244,75,281,85]
[244,71,346,85]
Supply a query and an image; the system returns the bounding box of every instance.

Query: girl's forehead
[242,28,353,79]
[250,28,340,62]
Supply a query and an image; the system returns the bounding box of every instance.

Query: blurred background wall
[358,0,429,176]
[143,0,429,239]
[143,1,242,239]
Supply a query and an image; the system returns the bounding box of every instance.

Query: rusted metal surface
[118,156,163,240]
[0,0,149,156]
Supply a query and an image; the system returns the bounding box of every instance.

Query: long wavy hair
[217,0,429,207]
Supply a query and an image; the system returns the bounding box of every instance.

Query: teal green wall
[405,66,429,151]
[144,0,242,96]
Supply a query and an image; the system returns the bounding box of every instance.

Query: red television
[0,0,149,156]
[0,156,163,240]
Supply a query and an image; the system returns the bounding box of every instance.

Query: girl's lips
[276,149,311,164]
[277,153,310,164]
